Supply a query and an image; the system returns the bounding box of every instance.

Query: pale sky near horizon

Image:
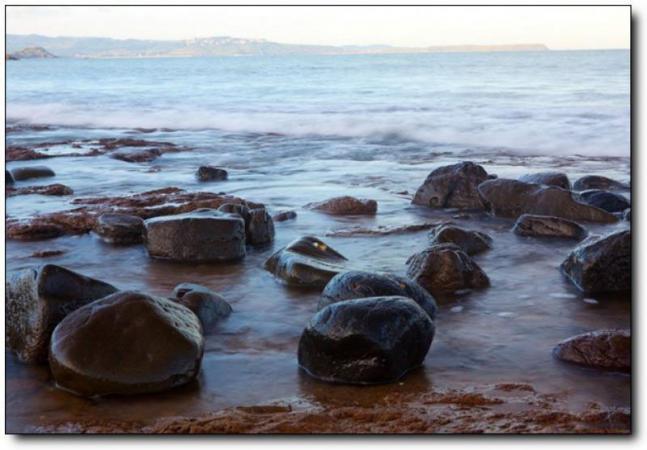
[6,5,630,50]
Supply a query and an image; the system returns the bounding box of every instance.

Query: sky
[6,5,631,50]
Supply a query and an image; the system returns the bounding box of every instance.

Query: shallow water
[5,50,631,432]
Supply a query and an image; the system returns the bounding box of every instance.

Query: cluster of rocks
[6,264,232,396]
[5,165,74,197]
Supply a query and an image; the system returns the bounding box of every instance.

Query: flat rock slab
[5,264,118,364]
[428,224,492,255]
[94,213,145,245]
[49,291,204,396]
[10,165,56,181]
[144,209,246,262]
[298,296,435,384]
[6,184,73,197]
[412,161,489,210]
[553,329,630,373]
[264,236,348,289]
[512,214,587,240]
[307,196,377,215]
[561,230,631,293]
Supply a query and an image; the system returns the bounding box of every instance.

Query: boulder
[307,196,377,215]
[561,230,631,293]
[172,283,232,331]
[272,210,297,222]
[406,244,490,295]
[477,179,617,223]
[412,161,489,209]
[573,175,628,191]
[10,165,55,181]
[144,209,246,262]
[428,224,492,255]
[512,214,587,240]
[319,271,437,320]
[5,264,117,363]
[196,166,228,182]
[6,170,14,185]
[578,190,630,213]
[264,236,347,288]
[49,291,204,396]
[553,329,630,373]
[94,213,145,245]
[217,203,275,245]
[519,172,570,190]
[298,296,434,384]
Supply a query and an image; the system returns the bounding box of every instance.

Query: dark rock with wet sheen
[512,214,587,240]
[553,329,630,373]
[172,283,232,331]
[412,161,489,209]
[428,224,492,255]
[94,213,145,245]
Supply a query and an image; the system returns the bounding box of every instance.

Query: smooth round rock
[10,165,56,181]
[196,166,228,182]
[573,175,628,191]
[298,296,435,384]
[319,270,437,320]
[428,224,492,255]
[578,190,630,213]
[172,283,232,331]
[512,214,587,240]
[5,264,117,364]
[94,213,145,245]
[49,291,204,396]
[406,243,490,295]
[553,329,630,373]
[308,196,377,215]
[519,172,570,190]
[144,209,246,262]
[412,161,488,209]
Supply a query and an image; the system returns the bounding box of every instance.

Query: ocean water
[7,50,630,157]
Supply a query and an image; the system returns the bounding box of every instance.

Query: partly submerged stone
[264,236,347,289]
[144,209,246,262]
[94,213,145,245]
[307,196,377,215]
[578,190,630,213]
[477,179,617,223]
[110,148,161,163]
[217,203,275,246]
[10,165,56,181]
[561,230,631,293]
[512,214,587,240]
[298,296,435,384]
[49,291,204,396]
[518,171,570,190]
[406,243,490,296]
[272,210,297,222]
[196,166,228,182]
[428,224,492,255]
[573,175,629,192]
[553,329,630,373]
[319,270,437,320]
[172,283,232,331]
[5,264,117,364]
[412,161,489,210]
[6,183,73,197]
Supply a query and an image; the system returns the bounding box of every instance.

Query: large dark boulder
[319,271,437,320]
[298,296,434,384]
[196,166,228,182]
[307,196,377,215]
[561,230,631,293]
[512,214,587,240]
[412,161,489,209]
[519,171,570,190]
[49,291,204,396]
[264,236,347,289]
[406,244,490,295]
[94,213,145,245]
[428,224,492,255]
[553,329,630,373]
[144,209,246,262]
[578,190,630,213]
[217,203,275,246]
[10,165,55,181]
[477,179,617,223]
[5,265,117,363]
[172,283,232,331]
[573,175,628,191]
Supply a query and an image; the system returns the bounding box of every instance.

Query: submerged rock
[264,236,347,288]
[6,183,73,197]
[307,196,377,215]
[428,224,492,255]
[477,179,617,223]
[578,190,630,213]
[512,214,587,240]
[49,291,204,396]
[298,296,434,384]
[406,244,490,295]
[561,230,631,293]
[172,283,232,331]
[5,264,117,363]
[412,161,489,210]
[519,172,570,190]
[573,175,628,191]
[94,213,145,245]
[144,209,246,262]
[196,166,228,182]
[553,329,630,373]
[110,148,161,163]
[10,165,55,181]
[319,271,437,320]
[218,203,275,245]
[272,210,297,222]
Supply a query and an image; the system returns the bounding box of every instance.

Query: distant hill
[5,34,549,59]
[8,46,57,59]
